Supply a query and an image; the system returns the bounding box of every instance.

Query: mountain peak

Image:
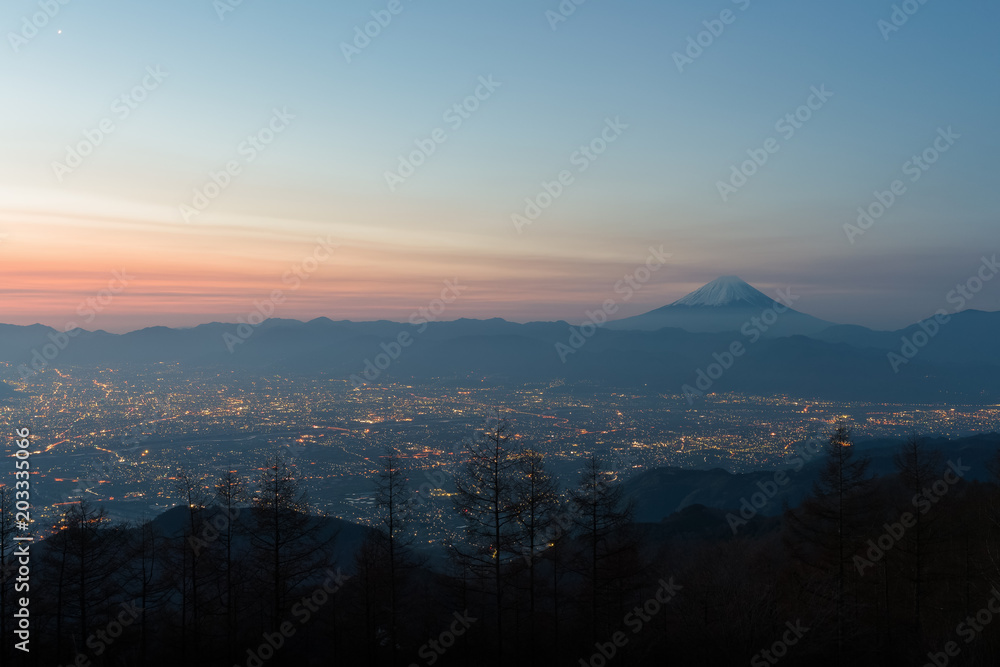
[669,276,776,308]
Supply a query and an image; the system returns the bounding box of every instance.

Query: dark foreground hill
[623,432,1000,522]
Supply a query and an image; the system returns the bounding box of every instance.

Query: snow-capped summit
[605,276,834,336]
[669,276,776,308]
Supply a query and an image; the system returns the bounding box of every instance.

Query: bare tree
[250,453,334,632]
[122,517,168,666]
[893,434,944,642]
[784,425,875,662]
[452,413,524,663]
[175,467,208,657]
[42,501,125,657]
[570,455,636,645]
[513,449,560,666]
[373,447,415,662]
[352,532,382,666]
[215,470,248,663]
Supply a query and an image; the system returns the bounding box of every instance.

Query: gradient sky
[1,0,998,333]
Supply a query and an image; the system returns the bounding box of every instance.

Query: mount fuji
[605,276,834,337]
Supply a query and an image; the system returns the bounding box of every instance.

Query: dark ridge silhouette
[3,308,1000,402]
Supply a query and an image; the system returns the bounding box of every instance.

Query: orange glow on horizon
[0,211,683,331]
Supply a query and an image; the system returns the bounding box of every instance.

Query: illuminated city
[5,361,997,540]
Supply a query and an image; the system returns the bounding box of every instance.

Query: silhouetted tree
[250,453,334,633]
[784,425,875,662]
[121,517,167,665]
[174,467,208,658]
[352,531,383,666]
[892,434,944,646]
[373,446,416,662]
[570,455,638,646]
[452,413,524,664]
[42,501,126,659]
[215,469,247,662]
[512,448,560,666]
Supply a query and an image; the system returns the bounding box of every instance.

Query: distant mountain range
[2,277,998,402]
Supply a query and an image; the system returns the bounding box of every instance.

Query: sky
[0,0,997,333]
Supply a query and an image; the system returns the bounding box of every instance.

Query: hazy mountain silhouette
[2,282,999,402]
[813,309,1000,366]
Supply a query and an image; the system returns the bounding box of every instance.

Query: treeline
[2,423,1000,666]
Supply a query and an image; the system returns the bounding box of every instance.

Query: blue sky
[1,0,997,331]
